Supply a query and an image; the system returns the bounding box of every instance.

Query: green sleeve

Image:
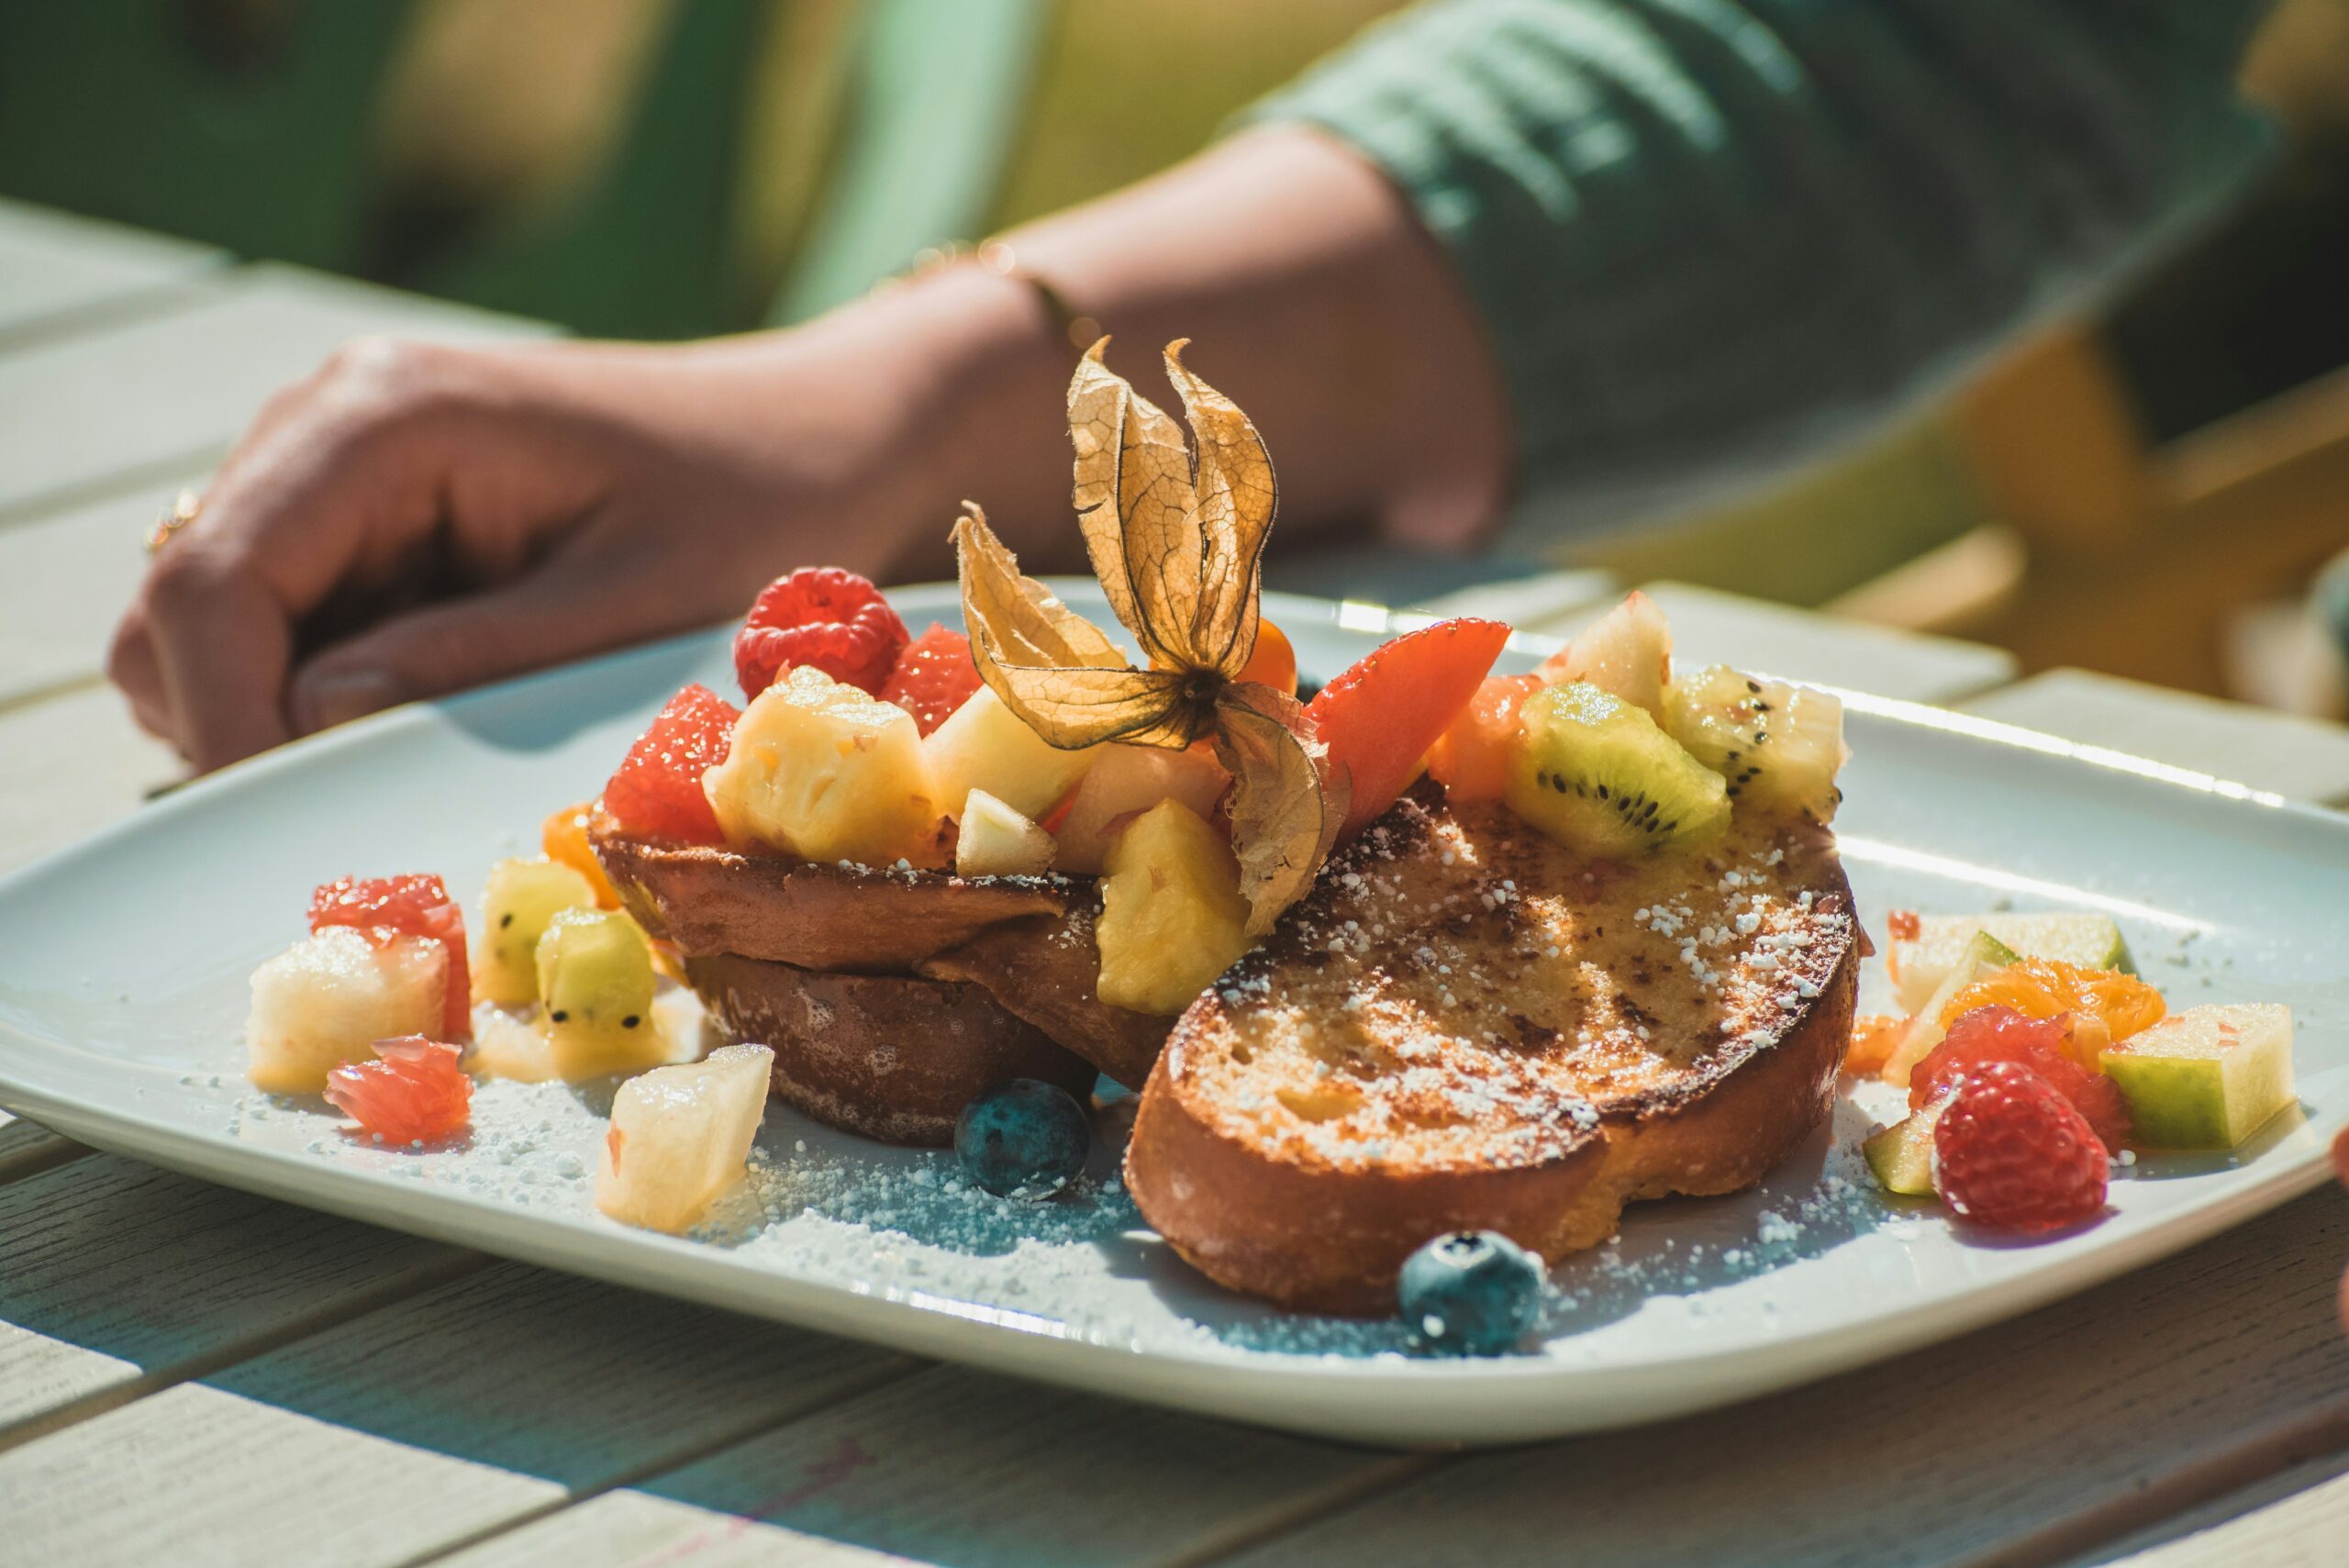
[1249,0,2277,528]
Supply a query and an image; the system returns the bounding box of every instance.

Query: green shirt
[1252,0,2276,529]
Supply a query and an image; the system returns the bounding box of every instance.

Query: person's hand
[108,271,1063,772]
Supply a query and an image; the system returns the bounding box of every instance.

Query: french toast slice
[1125,786,1858,1316]
[591,810,1065,973]
[686,952,1097,1145]
[918,904,1174,1091]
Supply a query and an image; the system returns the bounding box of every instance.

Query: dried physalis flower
[955,338,1339,932]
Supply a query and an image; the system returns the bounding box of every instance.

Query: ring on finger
[145,489,202,554]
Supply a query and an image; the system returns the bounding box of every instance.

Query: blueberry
[955,1079,1091,1198]
[1397,1230,1543,1355]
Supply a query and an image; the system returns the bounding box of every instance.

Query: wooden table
[1,197,2344,1568]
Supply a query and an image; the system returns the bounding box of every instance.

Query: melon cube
[924,686,1097,821]
[955,788,1055,878]
[596,1043,774,1233]
[248,929,447,1094]
[1095,799,1252,1015]
[1052,741,1231,875]
[1882,929,2021,1086]
[2101,1003,2295,1149]
[703,665,945,865]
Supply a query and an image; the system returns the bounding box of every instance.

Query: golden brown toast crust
[918,906,1172,1090]
[592,812,1066,973]
[1125,789,1858,1316]
[687,952,1097,1146]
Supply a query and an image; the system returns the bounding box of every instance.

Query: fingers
[286,526,687,732]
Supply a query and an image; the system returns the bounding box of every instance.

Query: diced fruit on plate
[596,1042,774,1234]
[924,685,1098,823]
[248,929,448,1094]
[1910,1005,2131,1152]
[1503,682,1729,857]
[536,907,663,1079]
[1932,1062,2110,1232]
[1664,665,1845,822]
[323,1035,471,1144]
[705,664,947,865]
[2101,1003,2296,1149]
[1426,673,1542,804]
[1863,1099,1950,1195]
[1843,1014,1907,1075]
[734,565,908,698]
[308,873,470,1041]
[1536,591,1672,721]
[470,1007,560,1083]
[1096,798,1252,1015]
[881,622,983,734]
[542,800,622,909]
[1939,956,2165,1052]
[1052,740,1230,875]
[1882,929,2020,1085]
[1308,617,1511,840]
[1885,910,2133,1015]
[955,788,1055,878]
[474,856,597,1006]
[1235,617,1297,697]
[603,683,740,845]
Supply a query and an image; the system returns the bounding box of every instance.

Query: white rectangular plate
[1,584,2343,1448]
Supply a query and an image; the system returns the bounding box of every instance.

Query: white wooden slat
[1547,580,2021,703]
[1212,1189,2349,1568]
[2081,1450,2349,1567]
[0,1110,78,1181]
[0,199,221,339]
[0,681,178,873]
[0,1156,468,1442]
[0,478,184,706]
[440,1362,1409,1568]
[0,1262,918,1568]
[0,262,549,520]
[1963,669,2349,807]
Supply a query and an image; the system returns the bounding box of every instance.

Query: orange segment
[1237,618,1297,696]
[1843,1013,1907,1075]
[1940,956,2165,1060]
[543,800,623,910]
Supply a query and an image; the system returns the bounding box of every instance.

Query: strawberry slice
[1305,617,1511,840]
[309,874,470,1040]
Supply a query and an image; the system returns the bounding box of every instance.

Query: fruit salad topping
[1912,1006,2131,1152]
[1304,617,1509,840]
[603,682,740,845]
[323,1035,472,1144]
[542,800,623,908]
[735,565,910,698]
[307,873,470,1040]
[1932,1062,2109,1232]
[880,622,983,734]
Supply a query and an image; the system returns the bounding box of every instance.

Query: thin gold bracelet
[888,239,1100,350]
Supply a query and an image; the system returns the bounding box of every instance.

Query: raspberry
[1911,1005,2130,1152]
[734,566,908,697]
[309,874,470,1041]
[880,623,982,735]
[1932,1062,2109,1231]
[604,684,740,844]
[324,1036,472,1144]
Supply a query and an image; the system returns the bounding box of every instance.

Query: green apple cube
[1883,929,2022,1085]
[1863,1100,1950,1196]
[1888,912,2132,1014]
[2101,1003,2295,1149]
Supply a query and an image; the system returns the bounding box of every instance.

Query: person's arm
[1248,0,2278,531]
[109,128,1508,771]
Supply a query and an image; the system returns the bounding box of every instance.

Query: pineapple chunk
[1053,742,1232,875]
[1096,799,1252,1015]
[248,928,447,1094]
[925,685,1097,821]
[475,856,596,1005]
[536,907,665,1079]
[596,1042,774,1233]
[1536,591,1673,721]
[955,788,1055,878]
[703,665,946,865]
[2102,1003,2295,1149]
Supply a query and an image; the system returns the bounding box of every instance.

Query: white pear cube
[1887,911,2132,1015]
[924,686,1097,821]
[703,666,945,865]
[955,788,1055,878]
[1052,741,1231,875]
[248,928,447,1094]
[2102,1003,2295,1149]
[596,1043,774,1233]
